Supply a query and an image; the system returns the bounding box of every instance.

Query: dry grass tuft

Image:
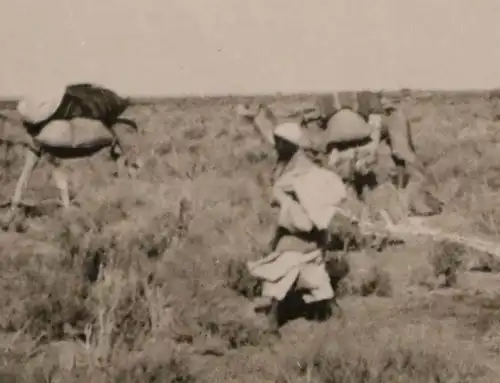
[429,239,465,287]
[338,251,393,298]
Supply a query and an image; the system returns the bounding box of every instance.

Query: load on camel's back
[18,82,138,153]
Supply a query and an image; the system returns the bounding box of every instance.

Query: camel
[236,99,443,217]
[2,83,140,227]
[296,91,434,191]
[236,102,378,197]
[315,91,429,190]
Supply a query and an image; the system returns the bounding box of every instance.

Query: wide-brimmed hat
[273,122,312,148]
[17,85,67,124]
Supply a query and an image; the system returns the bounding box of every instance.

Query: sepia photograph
[0,1,500,381]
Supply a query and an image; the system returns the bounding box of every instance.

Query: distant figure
[313,91,443,217]
[375,92,418,189]
[362,92,443,216]
[2,83,140,228]
[321,90,421,190]
[236,98,442,222]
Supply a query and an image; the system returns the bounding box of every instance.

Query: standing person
[357,90,430,190]
[357,91,443,216]
[245,121,352,331]
[317,90,424,190]
[368,92,417,189]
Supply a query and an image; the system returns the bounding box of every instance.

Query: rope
[357,212,500,258]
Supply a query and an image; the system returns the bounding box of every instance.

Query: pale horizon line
[0,87,498,103]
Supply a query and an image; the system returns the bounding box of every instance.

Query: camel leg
[106,125,133,178]
[1,148,40,229]
[112,119,143,177]
[395,164,405,189]
[391,155,408,189]
[111,140,140,179]
[114,155,130,178]
[11,148,40,207]
[109,130,124,160]
[52,167,70,208]
[109,141,136,179]
[353,172,377,223]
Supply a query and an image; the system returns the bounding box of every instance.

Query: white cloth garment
[248,159,346,303]
[247,249,333,303]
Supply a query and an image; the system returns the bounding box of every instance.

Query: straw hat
[17,85,67,124]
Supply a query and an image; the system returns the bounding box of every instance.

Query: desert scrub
[0,235,92,340]
[337,251,393,298]
[0,194,190,346]
[225,259,261,299]
[289,344,488,383]
[0,342,199,383]
[110,351,197,383]
[340,265,392,297]
[168,286,273,352]
[280,321,491,383]
[429,239,465,287]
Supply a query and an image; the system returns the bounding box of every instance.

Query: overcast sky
[1,0,499,97]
